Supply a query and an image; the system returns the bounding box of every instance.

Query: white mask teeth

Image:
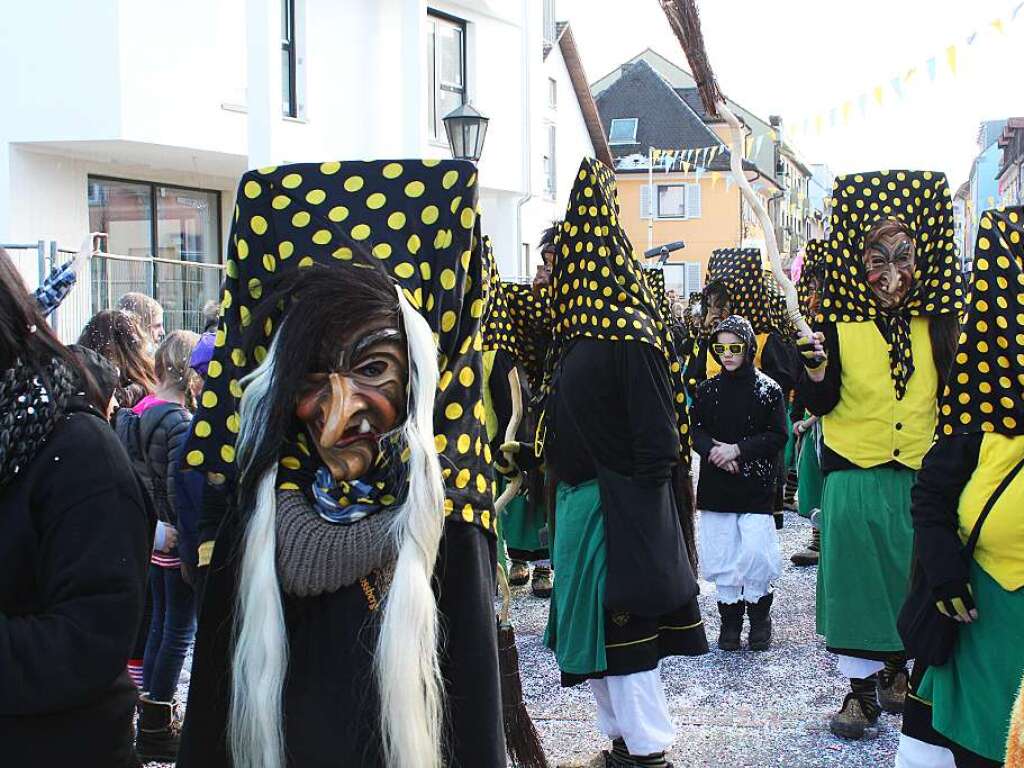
[359,418,372,434]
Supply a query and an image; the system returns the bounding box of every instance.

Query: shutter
[686,262,702,294]
[686,183,702,219]
[640,184,653,219]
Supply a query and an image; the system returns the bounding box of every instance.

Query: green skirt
[919,560,1024,761]
[796,428,823,520]
[501,490,547,556]
[544,480,606,675]
[783,410,796,470]
[816,466,915,654]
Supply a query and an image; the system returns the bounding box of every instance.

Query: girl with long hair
[79,308,158,408]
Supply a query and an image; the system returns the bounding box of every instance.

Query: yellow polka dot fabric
[821,170,965,398]
[502,283,551,393]
[706,248,776,334]
[938,206,1024,437]
[643,268,674,326]
[797,238,824,316]
[480,236,522,361]
[545,157,689,447]
[185,159,495,533]
[762,269,793,337]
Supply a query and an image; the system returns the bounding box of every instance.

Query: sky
[559,0,1024,190]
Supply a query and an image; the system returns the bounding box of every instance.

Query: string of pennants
[787,0,1024,140]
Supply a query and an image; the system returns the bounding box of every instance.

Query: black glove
[796,334,827,373]
[933,580,977,622]
[497,440,542,473]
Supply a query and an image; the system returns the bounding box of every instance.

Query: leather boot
[135,696,180,763]
[790,528,820,566]
[508,560,530,586]
[717,601,744,651]
[746,592,774,651]
[829,677,881,740]
[531,566,553,598]
[878,657,909,713]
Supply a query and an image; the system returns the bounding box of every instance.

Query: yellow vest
[481,349,499,443]
[706,332,767,378]
[822,318,937,470]
[957,433,1024,590]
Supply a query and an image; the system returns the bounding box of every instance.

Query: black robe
[178,505,503,767]
[545,337,708,684]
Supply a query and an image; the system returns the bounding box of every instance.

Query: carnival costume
[897,206,1024,768]
[177,159,504,767]
[798,169,964,739]
[541,158,707,767]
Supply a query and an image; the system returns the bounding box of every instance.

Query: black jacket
[0,398,151,768]
[115,401,191,555]
[692,317,788,514]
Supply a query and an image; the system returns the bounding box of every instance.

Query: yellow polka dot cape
[545,157,689,447]
[502,282,551,393]
[797,238,824,316]
[821,170,964,399]
[762,269,793,337]
[480,236,522,361]
[643,267,674,324]
[185,159,497,533]
[706,248,775,334]
[939,206,1024,437]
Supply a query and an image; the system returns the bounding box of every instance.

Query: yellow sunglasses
[712,342,746,355]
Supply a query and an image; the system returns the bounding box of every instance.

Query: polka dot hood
[544,157,689,449]
[184,159,497,533]
[939,206,1024,437]
[706,248,776,334]
[821,169,965,399]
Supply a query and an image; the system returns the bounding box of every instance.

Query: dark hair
[69,344,119,414]
[0,248,95,401]
[540,220,562,251]
[202,299,220,333]
[702,279,730,306]
[237,260,401,508]
[78,309,157,407]
[929,313,959,398]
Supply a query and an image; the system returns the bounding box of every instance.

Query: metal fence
[2,239,224,343]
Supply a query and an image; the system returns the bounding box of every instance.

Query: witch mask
[862,219,916,310]
[295,318,408,482]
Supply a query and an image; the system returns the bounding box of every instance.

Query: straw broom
[494,366,549,768]
[658,0,818,343]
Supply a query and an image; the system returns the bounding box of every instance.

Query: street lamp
[443,102,490,162]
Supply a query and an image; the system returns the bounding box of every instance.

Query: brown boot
[829,678,881,740]
[531,566,553,598]
[790,528,820,566]
[508,560,530,586]
[135,696,180,763]
[878,659,909,713]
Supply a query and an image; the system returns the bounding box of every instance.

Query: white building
[0,0,608,337]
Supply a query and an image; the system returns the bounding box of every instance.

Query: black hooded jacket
[691,316,788,514]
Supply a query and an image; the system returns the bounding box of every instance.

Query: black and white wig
[228,263,445,768]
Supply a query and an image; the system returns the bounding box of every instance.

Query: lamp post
[443,102,490,162]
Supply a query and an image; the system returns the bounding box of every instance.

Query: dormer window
[609,118,638,145]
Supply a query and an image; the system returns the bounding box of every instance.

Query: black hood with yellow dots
[480,236,522,361]
[820,170,964,398]
[546,157,689,449]
[643,267,673,324]
[185,159,497,533]
[502,282,551,394]
[706,248,775,334]
[797,238,825,317]
[939,206,1024,437]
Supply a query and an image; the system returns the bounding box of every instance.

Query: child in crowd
[691,316,787,651]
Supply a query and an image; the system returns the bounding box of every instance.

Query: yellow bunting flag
[873,85,884,106]
[992,18,1005,34]
[946,44,958,75]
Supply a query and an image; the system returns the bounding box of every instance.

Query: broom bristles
[498,622,549,768]
[660,0,723,115]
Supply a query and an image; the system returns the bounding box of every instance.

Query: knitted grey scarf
[275,489,399,597]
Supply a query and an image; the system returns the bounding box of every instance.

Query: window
[548,77,557,109]
[662,261,703,296]
[641,183,702,220]
[544,125,557,198]
[87,177,222,333]
[281,0,297,117]
[608,118,638,145]
[427,12,466,141]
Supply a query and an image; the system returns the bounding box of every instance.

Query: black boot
[746,592,774,651]
[135,696,180,763]
[717,601,744,651]
[829,677,881,740]
[790,528,820,566]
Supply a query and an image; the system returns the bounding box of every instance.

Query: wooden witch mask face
[294,318,408,482]
[862,219,916,310]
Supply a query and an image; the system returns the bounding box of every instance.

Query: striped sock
[127,660,144,690]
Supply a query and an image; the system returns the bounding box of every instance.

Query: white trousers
[895,734,956,768]
[698,511,782,604]
[836,655,885,679]
[588,667,674,756]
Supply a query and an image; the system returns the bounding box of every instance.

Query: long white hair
[228,286,446,768]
